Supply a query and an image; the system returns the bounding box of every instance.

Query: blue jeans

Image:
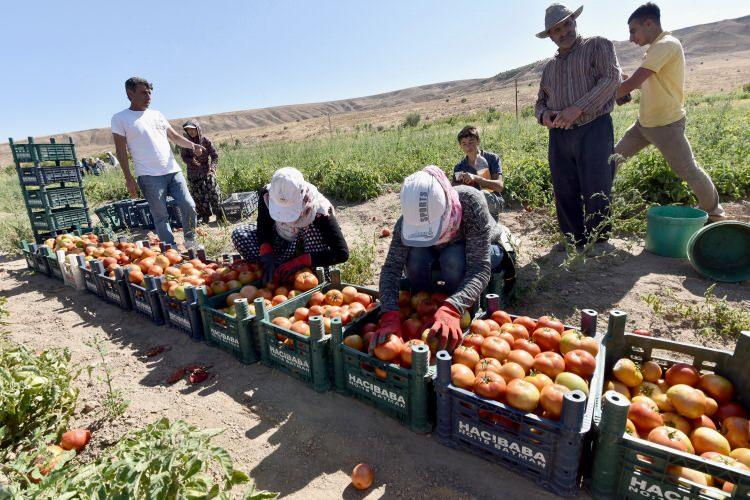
[137,171,197,245]
[406,242,503,294]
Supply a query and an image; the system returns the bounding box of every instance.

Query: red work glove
[273,253,312,285]
[368,311,402,355]
[428,302,462,353]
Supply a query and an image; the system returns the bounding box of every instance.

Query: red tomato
[451,364,475,389]
[532,327,561,353]
[648,426,694,454]
[373,334,403,362]
[452,346,481,370]
[480,337,511,362]
[540,384,570,420]
[461,333,485,352]
[473,371,506,401]
[536,315,564,334]
[512,338,541,357]
[513,316,537,334]
[533,351,566,379]
[563,349,597,379]
[506,379,540,412]
[474,357,503,376]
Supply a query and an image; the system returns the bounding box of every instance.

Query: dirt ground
[1,198,749,499]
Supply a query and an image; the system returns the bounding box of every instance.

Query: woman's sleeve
[379,219,409,313]
[310,213,349,267]
[256,188,275,247]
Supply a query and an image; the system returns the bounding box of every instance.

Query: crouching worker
[374,166,514,354]
[231,167,349,286]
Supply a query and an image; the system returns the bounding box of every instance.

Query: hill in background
[3,15,749,165]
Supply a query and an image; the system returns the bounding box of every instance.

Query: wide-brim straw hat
[536,4,583,38]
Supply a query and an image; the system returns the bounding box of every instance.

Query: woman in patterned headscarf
[231,167,349,286]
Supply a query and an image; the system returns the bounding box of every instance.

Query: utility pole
[327,114,333,137]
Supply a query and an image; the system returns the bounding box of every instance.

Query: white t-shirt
[110,108,181,177]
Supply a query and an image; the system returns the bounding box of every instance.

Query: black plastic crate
[94,203,127,232]
[30,207,90,232]
[25,186,86,210]
[130,200,155,229]
[433,295,603,497]
[220,191,259,222]
[96,267,132,310]
[76,257,105,298]
[123,272,163,323]
[32,249,51,276]
[159,287,203,341]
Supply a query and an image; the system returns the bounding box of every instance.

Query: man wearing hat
[231,167,349,285]
[180,119,222,224]
[534,4,622,249]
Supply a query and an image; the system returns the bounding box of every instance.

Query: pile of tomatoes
[608,359,750,491]
[270,285,378,339]
[448,312,600,420]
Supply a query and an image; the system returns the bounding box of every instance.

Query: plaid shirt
[535,36,621,127]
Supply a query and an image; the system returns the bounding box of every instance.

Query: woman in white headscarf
[231,167,349,285]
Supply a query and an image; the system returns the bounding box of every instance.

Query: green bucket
[687,221,750,282]
[645,205,707,258]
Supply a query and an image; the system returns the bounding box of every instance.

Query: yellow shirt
[638,31,686,127]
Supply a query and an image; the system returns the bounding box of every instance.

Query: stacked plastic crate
[9,137,91,243]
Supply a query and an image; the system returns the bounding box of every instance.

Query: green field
[1,90,749,254]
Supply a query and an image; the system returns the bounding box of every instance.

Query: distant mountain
[4,15,749,164]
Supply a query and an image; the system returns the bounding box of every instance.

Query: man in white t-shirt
[111,76,202,248]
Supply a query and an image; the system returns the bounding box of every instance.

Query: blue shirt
[453,150,502,186]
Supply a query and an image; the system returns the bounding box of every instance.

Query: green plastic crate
[25,186,86,210]
[20,240,38,271]
[40,246,64,281]
[30,207,90,232]
[591,313,750,499]
[198,287,259,364]
[257,269,380,392]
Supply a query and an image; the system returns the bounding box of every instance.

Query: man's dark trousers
[548,113,615,245]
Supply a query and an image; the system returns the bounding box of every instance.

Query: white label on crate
[269,345,310,374]
[105,289,122,304]
[169,313,192,330]
[347,374,406,409]
[209,328,239,349]
[457,420,547,469]
[627,477,692,500]
[136,300,152,314]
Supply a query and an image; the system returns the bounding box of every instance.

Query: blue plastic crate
[76,257,106,298]
[96,268,132,311]
[123,272,163,324]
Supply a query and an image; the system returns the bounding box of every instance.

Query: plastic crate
[30,207,90,232]
[154,250,223,340]
[94,203,127,232]
[18,165,82,186]
[122,271,162,323]
[32,248,51,276]
[20,240,38,271]
[198,287,259,364]
[115,199,139,228]
[330,313,433,433]
[434,294,603,496]
[257,270,379,392]
[9,138,76,165]
[166,197,183,229]
[97,267,133,310]
[40,246,64,281]
[25,186,86,210]
[220,191,259,222]
[57,251,85,291]
[130,200,155,229]
[591,313,750,499]
[76,257,106,298]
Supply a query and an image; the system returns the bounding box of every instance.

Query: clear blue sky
[1,0,747,140]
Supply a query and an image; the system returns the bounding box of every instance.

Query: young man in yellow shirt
[615,2,725,221]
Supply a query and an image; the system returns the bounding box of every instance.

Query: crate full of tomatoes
[257,269,379,392]
[37,228,113,282]
[434,294,604,496]
[157,254,252,341]
[591,312,750,499]
[327,287,466,434]
[197,266,319,365]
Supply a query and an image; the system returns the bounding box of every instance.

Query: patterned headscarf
[423,165,462,246]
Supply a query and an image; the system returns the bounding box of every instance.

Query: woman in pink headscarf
[374,165,510,354]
